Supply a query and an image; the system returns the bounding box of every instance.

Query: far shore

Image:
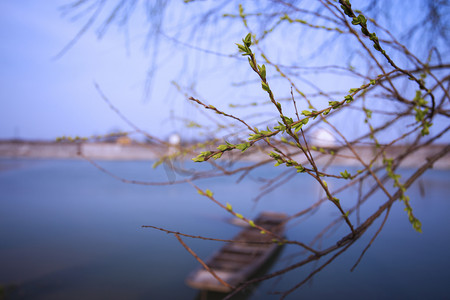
[0,139,449,169]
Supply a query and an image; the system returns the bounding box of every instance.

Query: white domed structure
[311,128,336,147]
[168,133,181,146]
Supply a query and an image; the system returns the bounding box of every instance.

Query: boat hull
[186,212,287,292]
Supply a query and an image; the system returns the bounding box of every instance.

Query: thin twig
[174,233,234,290]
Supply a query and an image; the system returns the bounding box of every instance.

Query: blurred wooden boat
[186,211,287,292]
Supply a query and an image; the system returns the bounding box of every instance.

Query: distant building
[102,131,131,144]
[116,136,132,145]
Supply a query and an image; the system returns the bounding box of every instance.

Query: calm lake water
[1,159,449,299]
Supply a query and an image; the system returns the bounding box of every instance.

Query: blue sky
[0,1,175,140]
[0,1,263,142]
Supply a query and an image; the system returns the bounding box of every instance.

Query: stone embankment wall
[0,141,163,160]
[288,145,450,169]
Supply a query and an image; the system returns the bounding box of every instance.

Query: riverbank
[0,140,449,169]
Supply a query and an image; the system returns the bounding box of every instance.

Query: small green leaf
[212,152,223,159]
[248,57,256,70]
[285,160,296,166]
[235,213,244,219]
[351,17,360,25]
[413,219,422,232]
[340,170,351,179]
[359,14,367,24]
[249,133,262,141]
[301,110,311,116]
[373,43,382,51]
[206,189,213,197]
[192,155,205,162]
[294,123,303,133]
[369,33,378,42]
[274,122,286,131]
[217,144,228,151]
[295,165,305,173]
[329,101,341,109]
[152,159,164,169]
[259,64,266,79]
[361,27,369,36]
[236,142,251,152]
[226,202,233,211]
[236,43,246,52]
[261,81,270,92]
[269,152,281,159]
[248,220,256,227]
[282,116,294,125]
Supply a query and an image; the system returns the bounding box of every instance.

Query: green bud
[243,33,252,47]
